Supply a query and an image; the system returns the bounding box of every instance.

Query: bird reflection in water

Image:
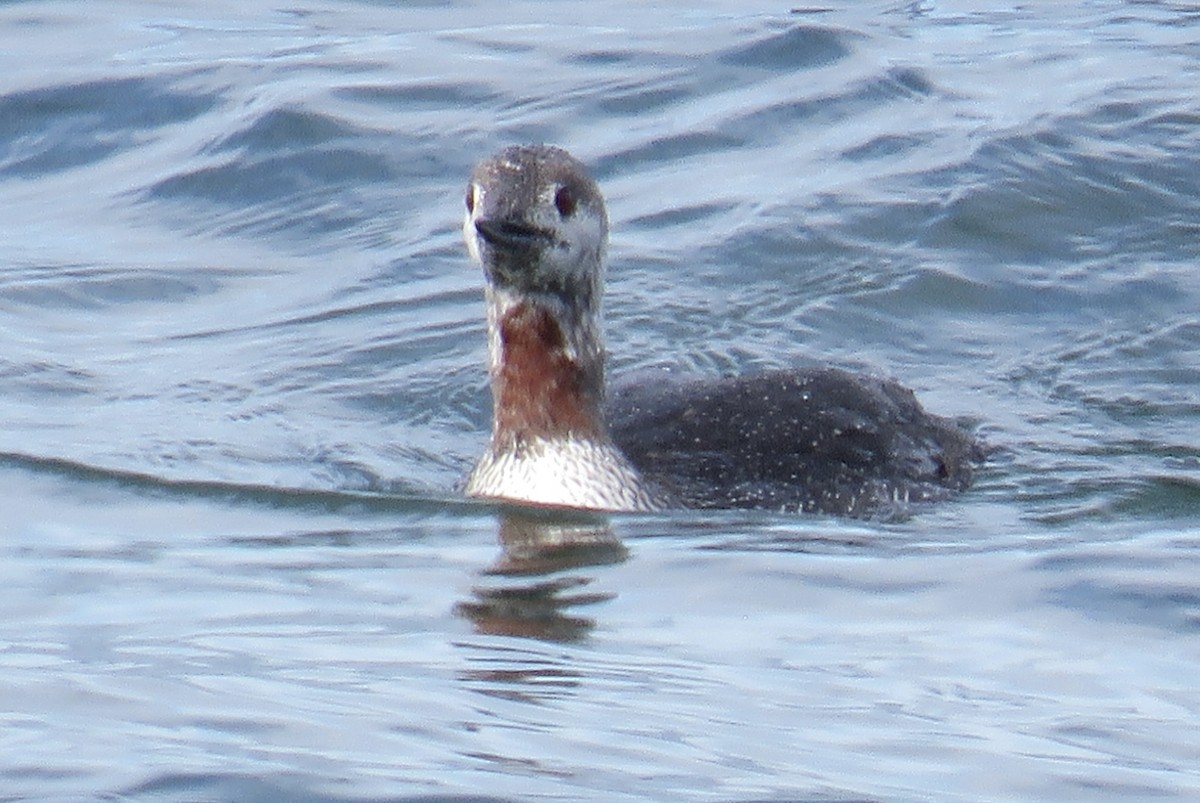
[455,507,627,642]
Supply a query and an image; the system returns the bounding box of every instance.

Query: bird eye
[554,185,577,218]
[465,186,475,214]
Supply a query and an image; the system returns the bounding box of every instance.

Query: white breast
[465,434,665,512]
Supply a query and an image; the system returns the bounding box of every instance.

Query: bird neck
[484,286,608,449]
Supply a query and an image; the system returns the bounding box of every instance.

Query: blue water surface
[1,1,1199,801]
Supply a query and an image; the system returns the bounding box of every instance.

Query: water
[2,1,1199,800]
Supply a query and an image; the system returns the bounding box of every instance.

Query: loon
[462,144,981,516]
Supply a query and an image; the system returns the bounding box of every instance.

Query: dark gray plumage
[609,367,982,516]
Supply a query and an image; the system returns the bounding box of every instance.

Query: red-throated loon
[462,144,981,516]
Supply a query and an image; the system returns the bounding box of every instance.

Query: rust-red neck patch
[492,300,604,446]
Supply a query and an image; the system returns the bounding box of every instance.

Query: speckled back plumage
[608,367,983,516]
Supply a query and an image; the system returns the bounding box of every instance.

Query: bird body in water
[462,144,982,516]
